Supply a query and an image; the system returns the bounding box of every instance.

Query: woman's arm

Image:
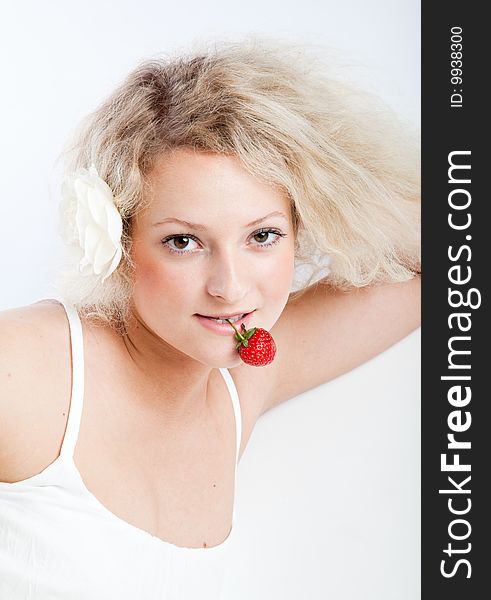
[0,304,71,483]
[258,275,420,415]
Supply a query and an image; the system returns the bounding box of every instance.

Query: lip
[194,311,255,335]
[197,310,254,319]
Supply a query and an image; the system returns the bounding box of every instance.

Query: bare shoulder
[0,300,72,483]
[234,275,421,417]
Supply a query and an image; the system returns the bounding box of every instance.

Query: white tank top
[0,299,242,599]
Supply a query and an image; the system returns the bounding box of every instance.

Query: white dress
[0,299,242,599]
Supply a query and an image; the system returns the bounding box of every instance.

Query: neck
[117,309,215,425]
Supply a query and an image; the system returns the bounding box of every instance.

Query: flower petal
[105,202,123,245]
[103,245,123,281]
[86,186,109,230]
[93,238,116,273]
[59,165,123,283]
[83,222,100,265]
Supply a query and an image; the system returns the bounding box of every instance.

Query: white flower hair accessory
[59,165,123,283]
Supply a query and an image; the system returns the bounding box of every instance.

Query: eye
[161,234,200,255]
[250,228,287,248]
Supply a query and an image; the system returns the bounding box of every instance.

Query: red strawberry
[225,320,276,367]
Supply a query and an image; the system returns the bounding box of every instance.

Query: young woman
[0,38,420,599]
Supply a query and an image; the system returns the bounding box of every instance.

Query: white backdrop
[1,2,420,598]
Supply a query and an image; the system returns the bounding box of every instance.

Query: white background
[1,2,420,598]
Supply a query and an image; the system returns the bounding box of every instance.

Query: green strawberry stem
[225,318,245,340]
[225,319,257,350]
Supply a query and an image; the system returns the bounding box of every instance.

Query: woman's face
[130,147,296,367]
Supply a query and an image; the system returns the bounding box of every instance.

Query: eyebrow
[152,211,288,230]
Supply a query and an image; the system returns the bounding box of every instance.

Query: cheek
[132,247,188,308]
[259,248,296,306]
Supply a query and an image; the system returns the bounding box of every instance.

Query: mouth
[195,309,255,323]
[194,310,255,334]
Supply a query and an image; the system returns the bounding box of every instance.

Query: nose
[205,248,249,304]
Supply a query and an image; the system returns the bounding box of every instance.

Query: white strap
[218,368,242,469]
[57,299,85,459]
[218,367,242,524]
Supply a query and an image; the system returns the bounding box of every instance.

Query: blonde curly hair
[55,36,420,334]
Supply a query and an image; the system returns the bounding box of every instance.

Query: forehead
[140,147,292,225]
